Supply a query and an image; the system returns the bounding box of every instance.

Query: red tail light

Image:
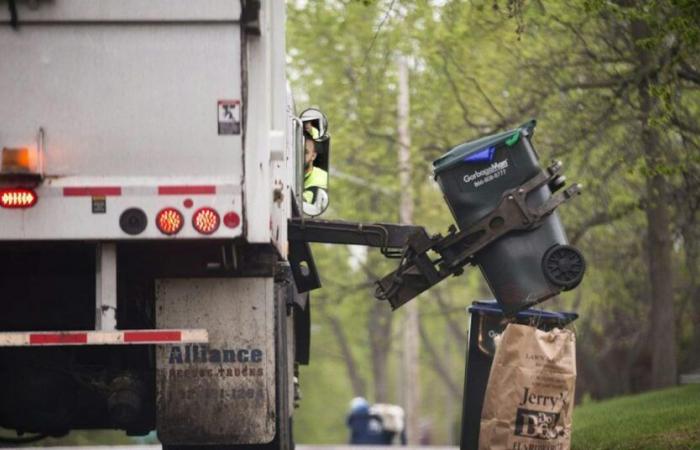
[0,188,38,208]
[156,208,184,235]
[223,211,240,229]
[192,207,220,235]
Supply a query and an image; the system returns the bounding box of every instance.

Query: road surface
[13,446,459,450]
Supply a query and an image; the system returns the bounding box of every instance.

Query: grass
[572,384,700,450]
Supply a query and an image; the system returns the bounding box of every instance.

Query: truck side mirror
[299,108,330,217]
[302,187,329,217]
[300,108,329,140]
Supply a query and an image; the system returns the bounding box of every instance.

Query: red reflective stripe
[30,333,88,345]
[63,187,122,196]
[158,185,216,195]
[124,330,182,342]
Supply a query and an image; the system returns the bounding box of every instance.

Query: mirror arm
[291,116,305,221]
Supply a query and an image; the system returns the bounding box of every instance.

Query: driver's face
[304,140,317,168]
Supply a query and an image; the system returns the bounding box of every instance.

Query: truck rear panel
[1,0,246,240]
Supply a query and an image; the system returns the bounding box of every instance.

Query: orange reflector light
[192,207,220,235]
[1,147,34,174]
[156,207,184,235]
[0,188,38,208]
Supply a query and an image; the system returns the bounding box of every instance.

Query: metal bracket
[241,0,261,35]
[287,196,321,293]
[287,238,321,294]
[96,243,117,331]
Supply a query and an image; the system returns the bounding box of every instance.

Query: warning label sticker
[218,100,241,135]
[92,196,106,214]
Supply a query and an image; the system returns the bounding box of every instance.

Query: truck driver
[302,136,328,216]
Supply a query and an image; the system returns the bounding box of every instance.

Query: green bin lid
[432,119,537,175]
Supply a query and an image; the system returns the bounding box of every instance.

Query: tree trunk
[397,54,420,445]
[644,159,677,388]
[632,17,678,389]
[682,218,700,370]
[418,320,460,398]
[689,284,700,371]
[325,312,367,397]
[368,300,393,402]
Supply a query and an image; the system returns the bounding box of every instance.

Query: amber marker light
[156,207,184,235]
[1,147,34,174]
[192,207,220,235]
[0,188,38,209]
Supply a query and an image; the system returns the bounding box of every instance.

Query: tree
[413,0,700,391]
[526,0,700,389]
[286,0,700,443]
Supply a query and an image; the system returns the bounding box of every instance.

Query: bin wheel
[542,244,585,290]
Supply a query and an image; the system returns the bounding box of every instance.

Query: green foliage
[295,335,357,444]
[288,0,699,443]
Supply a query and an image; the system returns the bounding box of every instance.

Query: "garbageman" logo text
[463,160,509,187]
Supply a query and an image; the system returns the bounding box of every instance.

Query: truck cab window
[299,108,331,217]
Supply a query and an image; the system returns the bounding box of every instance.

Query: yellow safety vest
[307,125,320,139]
[303,166,328,203]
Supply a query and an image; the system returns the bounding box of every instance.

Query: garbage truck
[0,1,585,448]
[0,1,308,448]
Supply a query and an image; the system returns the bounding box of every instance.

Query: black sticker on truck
[218,100,241,135]
[92,196,106,214]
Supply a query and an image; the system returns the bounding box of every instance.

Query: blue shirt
[347,405,388,445]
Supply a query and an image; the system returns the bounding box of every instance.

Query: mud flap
[155,278,275,445]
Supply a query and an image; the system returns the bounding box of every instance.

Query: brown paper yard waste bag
[479,323,576,450]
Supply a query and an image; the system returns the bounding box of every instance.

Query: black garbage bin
[432,120,584,315]
[460,300,578,450]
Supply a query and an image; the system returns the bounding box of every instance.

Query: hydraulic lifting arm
[288,160,582,309]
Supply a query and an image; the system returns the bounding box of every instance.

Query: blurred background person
[346,397,386,445]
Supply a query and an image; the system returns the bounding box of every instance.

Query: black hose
[8,0,19,30]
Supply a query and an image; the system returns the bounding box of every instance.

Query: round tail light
[192,207,220,235]
[156,208,184,235]
[223,211,240,229]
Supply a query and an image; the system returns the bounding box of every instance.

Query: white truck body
[0,0,293,250]
[0,1,302,447]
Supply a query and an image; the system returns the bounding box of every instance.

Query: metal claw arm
[287,218,431,293]
[287,161,582,309]
[288,218,429,254]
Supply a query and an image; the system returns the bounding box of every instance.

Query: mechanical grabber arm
[287,160,582,309]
